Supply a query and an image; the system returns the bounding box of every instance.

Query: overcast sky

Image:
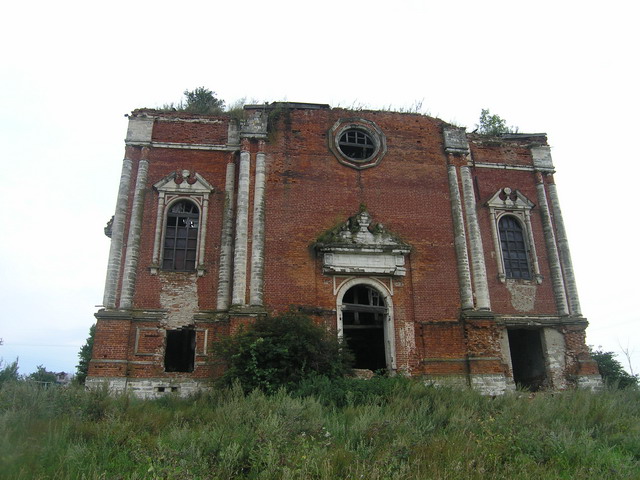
[1,0,638,376]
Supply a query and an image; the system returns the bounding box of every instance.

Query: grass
[0,378,638,479]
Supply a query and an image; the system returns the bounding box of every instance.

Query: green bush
[216,313,353,393]
[591,348,638,389]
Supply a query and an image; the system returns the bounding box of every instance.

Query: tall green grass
[1,379,638,479]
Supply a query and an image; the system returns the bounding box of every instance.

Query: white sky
[1,0,638,376]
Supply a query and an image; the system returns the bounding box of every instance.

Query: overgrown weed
[0,380,638,478]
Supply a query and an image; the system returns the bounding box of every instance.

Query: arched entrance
[337,280,395,372]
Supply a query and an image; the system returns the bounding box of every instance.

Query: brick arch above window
[486,188,542,284]
[150,170,214,276]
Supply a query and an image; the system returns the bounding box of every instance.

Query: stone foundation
[86,377,211,399]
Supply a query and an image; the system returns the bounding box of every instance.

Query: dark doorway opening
[164,328,196,372]
[341,285,387,371]
[508,329,547,391]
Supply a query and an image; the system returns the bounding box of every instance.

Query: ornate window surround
[328,118,387,170]
[486,188,542,284]
[150,170,214,276]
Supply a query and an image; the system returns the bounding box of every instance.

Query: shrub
[216,313,352,393]
[591,348,638,389]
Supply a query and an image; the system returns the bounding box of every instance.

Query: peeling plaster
[505,281,536,312]
[160,274,198,327]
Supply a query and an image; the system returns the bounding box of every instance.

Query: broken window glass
[163,200,199,271]
[499,216,531,280]
[338,129,375,160]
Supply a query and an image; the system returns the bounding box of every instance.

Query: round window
[328,119,386,170]
[338,129,375,160]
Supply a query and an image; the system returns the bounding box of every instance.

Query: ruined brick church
[88,103,601,397]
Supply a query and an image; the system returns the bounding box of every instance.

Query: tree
[0,358,19,385]
[476,109,518,136]
[26,365,57,385]
[591,347,638,389]
[75,324,95,385]
[183,87,225,114]
[217,313,353,393]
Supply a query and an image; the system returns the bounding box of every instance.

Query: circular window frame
[328,118,387,170]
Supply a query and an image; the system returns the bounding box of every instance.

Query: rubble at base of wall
[85,377,211,399]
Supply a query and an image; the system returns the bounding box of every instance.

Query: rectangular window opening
[164,328,196,373]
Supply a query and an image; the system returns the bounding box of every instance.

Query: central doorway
[341,284,388,371]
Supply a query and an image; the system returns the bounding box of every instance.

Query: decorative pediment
[153,170,214,195]
[314,210,411,276]
[486,187,535,211]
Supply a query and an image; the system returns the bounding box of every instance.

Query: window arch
[162,200,199,271]
[498,215,531,280]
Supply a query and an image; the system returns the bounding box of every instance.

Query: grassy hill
[1,377,638,479]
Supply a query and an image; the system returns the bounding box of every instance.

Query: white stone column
[460,165,491,310]
[197,196,209,277]
[119,148,150,310]
[231,149,251,306]
[447,165,474,310]
[217,160,236,310]
[548,182,581,315]
[103,154,133,308]
[535,175,569,316]
[250,148,267,306]
[151,193,166,269]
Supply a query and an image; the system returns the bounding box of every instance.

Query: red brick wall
[92,107,591,383]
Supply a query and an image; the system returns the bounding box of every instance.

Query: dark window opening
[164,329,196,373]
[338,129,375,160]
[163,200,199,271]
[156,386,179,393]
[499,216,531,280]
[342,285,387,371]
[508,329,547,391]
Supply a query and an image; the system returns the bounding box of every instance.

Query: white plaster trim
[103,157,133,308]
[335,277,397,371]
[249,152,266,305]
[460,165,491,310]
[471,162,536,172]
[447,165,473,310]
[232,151,251,305]
[536,181,569,315]
[217,162,236,310]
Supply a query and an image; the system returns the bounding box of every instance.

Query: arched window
[162,200,199,271]
[498,216,531,280]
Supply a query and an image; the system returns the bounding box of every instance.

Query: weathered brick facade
[88,103,601,397]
